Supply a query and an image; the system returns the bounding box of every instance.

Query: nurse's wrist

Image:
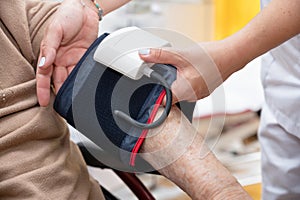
[202,38,244,83]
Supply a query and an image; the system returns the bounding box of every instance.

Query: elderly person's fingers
[36,22,62,106]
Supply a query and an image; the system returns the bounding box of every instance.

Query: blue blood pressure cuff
[53,33,195,172]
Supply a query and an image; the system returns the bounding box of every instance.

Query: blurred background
[99,0,260,41]
[99,0,264,115]
[69,0,264,199]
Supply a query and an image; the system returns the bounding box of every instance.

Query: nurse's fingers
[139,48,190,71]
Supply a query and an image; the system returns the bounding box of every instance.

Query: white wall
[99,0,214,41]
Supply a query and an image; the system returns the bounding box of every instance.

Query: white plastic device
[93,27,171,80]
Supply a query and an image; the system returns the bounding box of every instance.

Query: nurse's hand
[36,0,99,107]
[139,44,224,103]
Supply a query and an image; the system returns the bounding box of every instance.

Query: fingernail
[38,57,46,67]
[139,49,150,55]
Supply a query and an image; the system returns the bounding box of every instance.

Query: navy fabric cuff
[53,33,195,172]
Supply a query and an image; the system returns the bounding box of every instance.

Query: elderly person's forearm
[140,107,251,200]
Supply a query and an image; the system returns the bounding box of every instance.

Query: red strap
[130,90,166,166]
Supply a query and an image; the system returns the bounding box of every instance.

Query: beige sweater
[0,0,103,199]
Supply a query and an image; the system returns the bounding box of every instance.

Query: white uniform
[259,0,300,199]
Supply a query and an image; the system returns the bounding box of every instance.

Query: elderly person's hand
[36,0,99,107]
